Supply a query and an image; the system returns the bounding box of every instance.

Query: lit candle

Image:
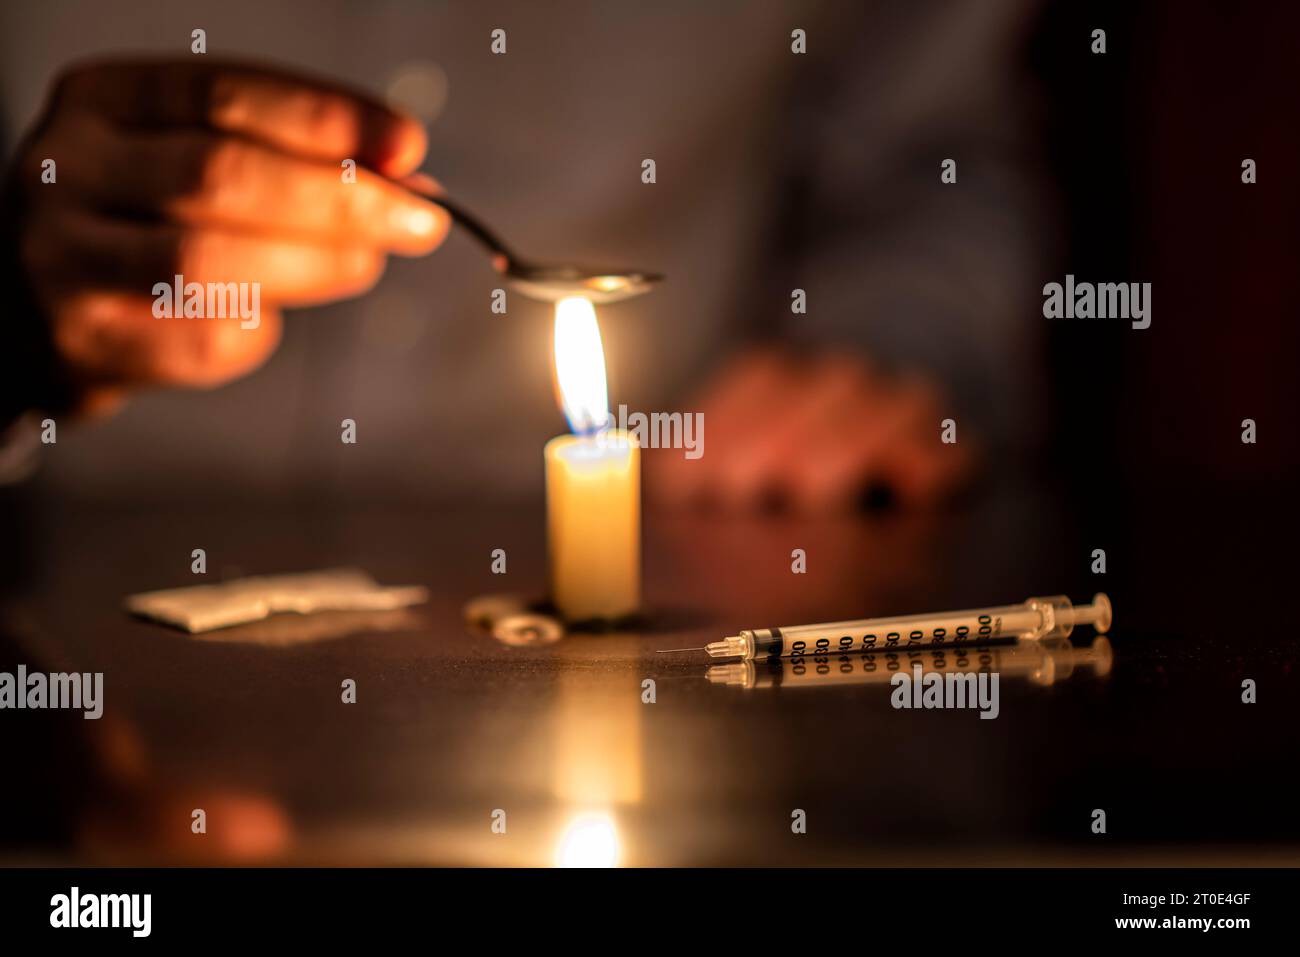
[545,296,640,623]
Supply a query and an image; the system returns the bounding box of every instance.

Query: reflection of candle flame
[555,812,620,867]
[553,296,609,435]
[551,668,643,806]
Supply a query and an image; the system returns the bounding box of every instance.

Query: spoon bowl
[503,262,664,304]
[407,187,663,304]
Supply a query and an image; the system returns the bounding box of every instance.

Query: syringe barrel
[742,603,1047,658]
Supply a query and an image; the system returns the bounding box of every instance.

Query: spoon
[407,187,664,304]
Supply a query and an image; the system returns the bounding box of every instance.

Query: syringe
[657,593,1111,660]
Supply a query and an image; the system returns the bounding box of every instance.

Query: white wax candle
[545,430,640,622]
[546,296,641,622]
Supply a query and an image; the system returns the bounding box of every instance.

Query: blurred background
[1,0,1295,506]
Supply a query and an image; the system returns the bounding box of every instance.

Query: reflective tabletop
[2,484,1297,866]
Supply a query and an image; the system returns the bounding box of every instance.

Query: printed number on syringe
[789,647,999,677]
[786,614,998,654]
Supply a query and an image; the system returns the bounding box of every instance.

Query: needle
[655,647,707,654]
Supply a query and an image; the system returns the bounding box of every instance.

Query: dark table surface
[1,480,1297,866]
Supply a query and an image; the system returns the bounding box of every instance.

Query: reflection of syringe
[707,636,1113,689]
[658,593,1111,660]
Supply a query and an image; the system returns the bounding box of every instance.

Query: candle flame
[553,296,609,435]
[554,812,621,868]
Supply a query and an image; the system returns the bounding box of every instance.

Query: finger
[24,206,387,306]
[48,118,447,254]
[781,375,909,511]
[75,387,130,420]
[887,436,975,505]
[652,350,805,506]
[696,349,800,437]
[54,57,426,176]
[716,355,877,509]
[400,171,444,196]
[882,386,977,505]
[50,291,283,388]
[785,375,944,511]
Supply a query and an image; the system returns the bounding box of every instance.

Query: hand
[8,58,449,411]
[648,348,974,512]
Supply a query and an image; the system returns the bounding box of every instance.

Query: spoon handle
[399,180,519,267]
[431,197,517,263]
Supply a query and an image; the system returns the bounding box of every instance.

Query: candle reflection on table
[549,648,642,867]
[554,811,621,868]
